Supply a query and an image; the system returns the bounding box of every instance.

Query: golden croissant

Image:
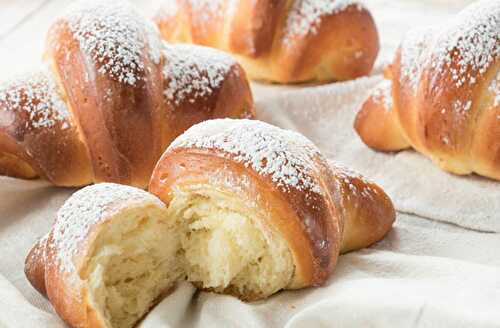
[154,0,380,83]
[0,0,254,188]
[355,0,500,180]
[25,119,395,328]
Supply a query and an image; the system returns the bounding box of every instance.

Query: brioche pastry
[26,119,394,327]
[154,0,380,83]
[355,0,500,180]
[0,0,253,188]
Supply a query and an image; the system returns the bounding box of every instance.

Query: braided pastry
[0,0,253,187]
[355,0,500,180]
[25,119,394,328]
[154,0,380,83]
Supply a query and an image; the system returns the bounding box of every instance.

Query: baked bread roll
[0,0,253,188]
[355,0,500,180]
[154,0,380,83]
[26,119,394,328]
[149,118,395,292]
[25,183,181,328]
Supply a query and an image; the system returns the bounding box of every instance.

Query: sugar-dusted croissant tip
[0,0,254,188]
[355,0,500,180]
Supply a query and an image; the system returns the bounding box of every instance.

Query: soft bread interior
[83,205,182,328]
[82,187,295,328]
[169,187,294,301]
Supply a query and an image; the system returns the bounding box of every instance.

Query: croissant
[0,0,254,188]
[355,0,500,180]
[154,0,380,83]
[25,119,395,328]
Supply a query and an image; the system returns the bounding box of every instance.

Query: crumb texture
[51,183,296,327]
[85,205,180,328]
[170,187,294,300]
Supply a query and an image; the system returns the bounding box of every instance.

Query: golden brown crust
[46,17,166,188]
[275,3,379,83]
[328,163,396,253]
[44,231,106,328]
[149,149,336,288]
[227,0,284,58]
[390,47,427,154]
[469,62,500,180]
[25,234,48,297]
[354,79,410,152]
[35,183,166,328]
[26,121,394,324]
[0,1,254,187]
[355,1,500,180]
[0,139,38,180]
[26,231,99,326]
[155,0,379,83]
[0,71,93,186]
[149,119,395,289]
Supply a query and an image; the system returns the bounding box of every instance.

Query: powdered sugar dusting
[0,70,70,130]
[429,0,499,88]
[162,44,235,106]
[452,99,472,117]
[169,119,323,194]
[283,0,363,45]
[399,26,435,92]
[51,183,164,273]
[489,71,500,108]
[371,79,392,111]
[329,160,379,201]
[65,0,162,86]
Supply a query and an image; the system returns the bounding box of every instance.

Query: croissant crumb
[84,206,181,328]
[79,186,294,328]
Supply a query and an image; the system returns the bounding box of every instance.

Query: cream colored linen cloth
[1,0,499,327]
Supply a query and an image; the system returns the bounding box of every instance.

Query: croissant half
[25,119,395,328]
[0,0,254,187]
[355,0,500,180]
[154,0,380,83]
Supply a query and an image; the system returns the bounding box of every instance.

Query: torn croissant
[355,0,500,180]
[0,0,253,188]
[25,119,395,328]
